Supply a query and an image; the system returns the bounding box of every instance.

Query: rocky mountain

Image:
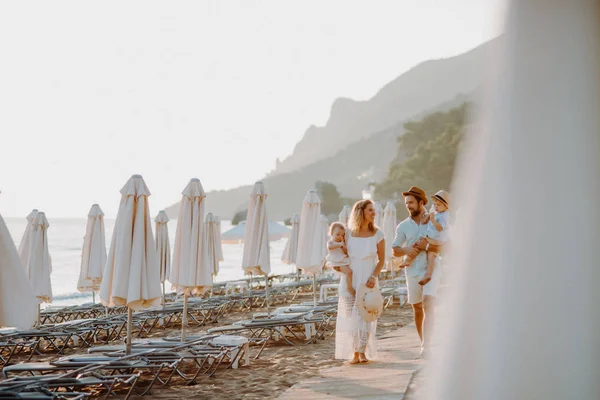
[165,38,498,220]
[272,38,497,175]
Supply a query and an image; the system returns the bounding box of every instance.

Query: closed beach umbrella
[296,191,324,305]
[241,182,271,311]
[155,210,171,305]
[320,214,329,262]
[99,174,161,354]
[373,201,384,228]
[296,190,323,275]
[77,204,106,301]
[214,216,224,262]
[26,212,53,305]
[205,213,220,277]
[170,178,211,294]
[382,201,397,271]
[241,182,271,276]
[281,213,300,266]
[338,205,351,226]
[170,178,211,340]
[0,213,37,329]
[18,209,38,270]
[427,3,600,399]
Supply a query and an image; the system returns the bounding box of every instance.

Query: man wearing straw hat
[392,186,443,357]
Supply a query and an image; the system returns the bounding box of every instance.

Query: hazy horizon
[0,0,503,218]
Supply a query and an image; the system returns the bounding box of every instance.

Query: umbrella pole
[126,308,132,355]
[92,291,95,304]
[313,273,317,306]
[36,304,40,327]
[265,274,270,315]
[182,292,189,342]
[162,281,166,307]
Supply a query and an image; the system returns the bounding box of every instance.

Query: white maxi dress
[335,229,384,359]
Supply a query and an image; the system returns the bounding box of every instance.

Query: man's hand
[418,272,432,286]
[404,246,419,258]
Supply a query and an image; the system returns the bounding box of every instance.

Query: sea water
[4,218,295,307]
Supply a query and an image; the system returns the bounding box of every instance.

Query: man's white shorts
[406,266,442,305]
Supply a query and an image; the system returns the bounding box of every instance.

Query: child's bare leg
[419,252,437,286]
[337,266,355,296]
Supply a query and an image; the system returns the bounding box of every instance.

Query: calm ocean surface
[4,218,295,307]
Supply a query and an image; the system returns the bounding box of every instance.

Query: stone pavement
[278,324,424,399]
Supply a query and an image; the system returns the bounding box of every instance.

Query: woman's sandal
[349,356,361,365]
[359,354,369,363]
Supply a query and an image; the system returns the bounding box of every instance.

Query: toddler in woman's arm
[326,222,354,296]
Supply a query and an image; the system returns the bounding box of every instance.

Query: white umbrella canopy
[382,201,397,269]
[338,205,351,227]
[320,214,329,262]
[373,201,384,228]
[214,216,224,262]
[26,212,52,304]
[170,178,212,294]
[222,220,290,244]
[99,175,161,310]
[296,190,324,275]
[205,213,220,277]
[281,213,300,265]
[18,209,38,270]
[155,210,171,284]
[427,3,600,399]
[77,204,106,294]
[0,213,37,329]
[241,182,271,276]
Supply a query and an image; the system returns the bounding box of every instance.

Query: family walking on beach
[331,186,450,364]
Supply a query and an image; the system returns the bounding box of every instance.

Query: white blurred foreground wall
[426,1,600,399]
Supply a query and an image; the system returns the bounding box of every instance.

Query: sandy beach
[140,295,414,400]
[7,292,413,399]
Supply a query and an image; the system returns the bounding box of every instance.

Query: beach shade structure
[205,213,220,277]
[77,204,106,303]
[382,201,397,271]
[296,190,325,305]
[214,216,224,262]
[221,220,290,244]
[155,210,171,305]
[281,213,300,268]
[0,213,37,329]
[373,201,384,228]
[25,212,52,325]
[426,3,600,400]
[338,205,351,227]
[170,178,211,341]
[241,182,272,312]
[320,214,329,263]
[17,209,38,270]
[99,175,161,354]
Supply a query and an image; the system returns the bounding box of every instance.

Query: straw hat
[431,190,451,207]
[357,284,384,322]
[402,186,428,205]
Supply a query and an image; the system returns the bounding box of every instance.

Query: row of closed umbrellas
[0,175,398,351]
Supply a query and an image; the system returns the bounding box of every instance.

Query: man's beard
[409,208,420,217]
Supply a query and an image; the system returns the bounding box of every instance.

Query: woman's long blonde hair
[348,199,375,235]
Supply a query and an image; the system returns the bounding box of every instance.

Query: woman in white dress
[335,199,386,364]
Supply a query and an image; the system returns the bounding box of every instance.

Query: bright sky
[0,0,504,218]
